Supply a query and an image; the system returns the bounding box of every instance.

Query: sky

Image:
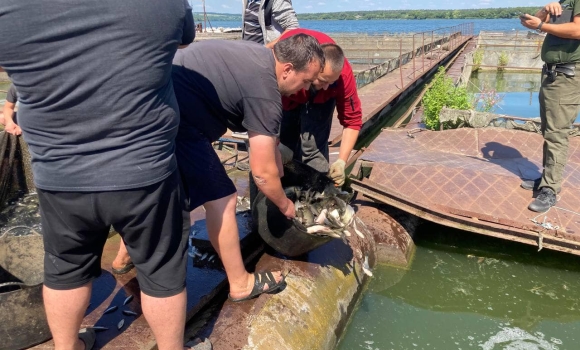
[192,0,545,14]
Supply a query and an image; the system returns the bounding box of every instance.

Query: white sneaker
[231,131,248,140]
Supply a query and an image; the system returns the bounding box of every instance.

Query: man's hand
[5,121,22,135]
[329,159,346,186]
[543,2,563,17]
[520,13,543,31]
[279,197,295,219]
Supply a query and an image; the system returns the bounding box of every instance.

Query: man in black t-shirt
[1,84,21,135]
[0,1,194,349]
[174,35,324,301]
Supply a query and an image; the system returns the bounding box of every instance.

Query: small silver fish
[122,310,138,317]
[91,326,109,332]
[123,295,133,306]
[362,255,373,277]
[208,254,216,262]
[353,220,364,239]
[117,318,125,330]
[104,306,118,314]
[200,252,208,261]
[306,225,334,234]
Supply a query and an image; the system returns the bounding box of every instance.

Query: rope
[527,203,580,251]
[0,281,25,289]
[0,225,38,238]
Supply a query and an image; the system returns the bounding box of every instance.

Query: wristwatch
[537,21,544,33]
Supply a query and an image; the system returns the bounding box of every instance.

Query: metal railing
[348,23,474,89]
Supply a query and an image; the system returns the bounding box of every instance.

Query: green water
[338,225,580,350]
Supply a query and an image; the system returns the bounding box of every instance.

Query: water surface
[468,71,580,123]
[209,18,525,35]
[338,225,580,350]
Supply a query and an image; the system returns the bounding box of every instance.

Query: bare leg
[203,193,282,299]
[43,283,92,350]
[112,239,132,271]
[142,289,186,350]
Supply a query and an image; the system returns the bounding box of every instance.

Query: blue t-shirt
[0,0,194,191]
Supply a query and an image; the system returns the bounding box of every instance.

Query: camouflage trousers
[539,64,580,193]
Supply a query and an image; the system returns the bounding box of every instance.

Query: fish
[306,225,334,234]
[104,306,118,314]
[362,255,373,277]
[122,310,138,317]
[200,252,208,261]
[91,326,109,332]
[353,220,364,239]
[314,209,328,225]
[123,295,133,306]
[341,205,355,226]
[117,319,125,330]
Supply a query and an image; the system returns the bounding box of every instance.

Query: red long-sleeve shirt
[279,28,363,130]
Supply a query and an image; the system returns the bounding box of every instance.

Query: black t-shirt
[6,84,17,103]
[172,40,282,143]
[0,0,194,191]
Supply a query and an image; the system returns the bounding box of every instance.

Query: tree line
[194,7,541,22]
[299,7,540,20]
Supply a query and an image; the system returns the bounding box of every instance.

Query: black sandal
[79,328,96,350]
[111,262,135,275]
[185,337,212,350]
[228,271,286,302]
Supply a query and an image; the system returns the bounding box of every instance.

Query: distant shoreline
[195,7,539,22]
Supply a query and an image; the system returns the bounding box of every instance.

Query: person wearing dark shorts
[278,29,363,187]
[171,36,324,301]
[0,1,195,349]
[1,84,21,135]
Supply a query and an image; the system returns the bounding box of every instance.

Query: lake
[208,18,525,35]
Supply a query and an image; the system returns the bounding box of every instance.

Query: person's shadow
[477,141,541,180]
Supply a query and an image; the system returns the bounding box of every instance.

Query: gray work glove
[328,159,346,186]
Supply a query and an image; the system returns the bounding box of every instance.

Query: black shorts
[38,170,190,297]
[176,125,237,211]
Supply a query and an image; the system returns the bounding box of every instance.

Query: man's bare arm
[338,128,359,163]
[2,101,21,135]
[249,132,295,218]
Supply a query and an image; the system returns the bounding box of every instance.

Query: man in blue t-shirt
[0,1,195,349]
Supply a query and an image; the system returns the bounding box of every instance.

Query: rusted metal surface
[352,128,580,255]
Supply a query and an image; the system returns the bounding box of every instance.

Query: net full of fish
[292,186,358,241]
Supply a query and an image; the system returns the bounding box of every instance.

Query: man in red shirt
[278,28,363,186]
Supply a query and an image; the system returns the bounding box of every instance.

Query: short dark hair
[321,43,344,73]
[273,34,325,72]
